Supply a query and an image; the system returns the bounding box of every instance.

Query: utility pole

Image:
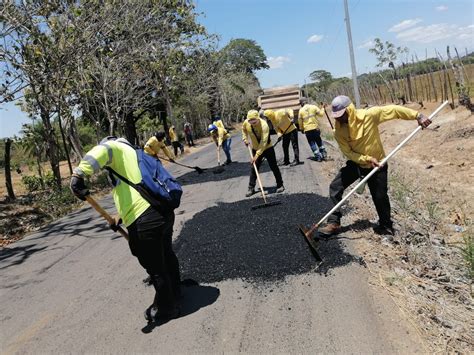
[343,0,361,107]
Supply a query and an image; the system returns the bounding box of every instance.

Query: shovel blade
[251,200,282,210]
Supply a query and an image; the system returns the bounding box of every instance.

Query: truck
[257,84,302,133]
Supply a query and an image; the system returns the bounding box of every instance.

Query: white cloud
[267,56,291,69]
[389,18,422,32]
[358,39,374,49]
[396,23,474,44]
[307,34,323,44]
[435,5,448,11]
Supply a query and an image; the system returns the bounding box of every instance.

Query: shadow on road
[141,283,220,334]
[177,161,271,186]
[174,193,364,284]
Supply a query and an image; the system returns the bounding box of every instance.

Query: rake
[299,100,449,257]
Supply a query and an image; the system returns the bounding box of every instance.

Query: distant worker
[298,98,328,161]
[261,108,300,166]
[318,95,431,237]
[211,115,225,130]
[208,123,232,165]
[169,125,184,157]
[144,131,175,161]
[184,123,194,147]
[70,136,182,323]
[242,110,284,197]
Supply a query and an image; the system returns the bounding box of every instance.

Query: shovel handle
[323,107,334,130]
[247,145,267,203]
[217,147,221,166]
[85,196,129,241]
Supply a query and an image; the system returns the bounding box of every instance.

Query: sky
[1,0,473,138]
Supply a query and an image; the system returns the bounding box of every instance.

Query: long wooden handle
[217,147,221,166]
[323,107,334,129]
[247,145,267,203]
[85,196,129,241]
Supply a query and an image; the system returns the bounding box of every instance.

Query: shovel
[85,196,129,240]
[159,156,205,174]
[247,145,282,210]
[299,101,449,254]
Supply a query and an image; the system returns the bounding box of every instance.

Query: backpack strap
[251,124,271,144]
[105,165,165,212]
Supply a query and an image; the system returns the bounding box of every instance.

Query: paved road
[0,133,423,354]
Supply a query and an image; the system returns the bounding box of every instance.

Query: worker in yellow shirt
[69,136,181,323]
[261,108,300,166]
[144,131,175,161]
[169,125,184,157]
[298,97,327,161]
[208,123,232,165]
[318,95,431,237]
[242,110,284,197]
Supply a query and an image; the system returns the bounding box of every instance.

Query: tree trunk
[124,112,138,145]
[67,116,84,160]
[4,138,15,201]
[57,104,73,175]
[41,109,62,188]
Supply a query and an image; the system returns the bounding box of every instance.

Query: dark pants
[327,161,392,228]
[128,207,180,311]
[305,129,324,154]
[282,129,299,163]
[185,133,194,147]
[172,141,184,156]
[249,147,283,189]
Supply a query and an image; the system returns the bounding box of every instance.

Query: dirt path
[0,134,424,353]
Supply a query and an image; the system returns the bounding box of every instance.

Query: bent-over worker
[262,108,300,166]
[208,123,232,165]
[242,110,285,197]
[318,95,431,237]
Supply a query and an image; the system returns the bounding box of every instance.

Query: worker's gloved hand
[70,175,89,201]
[417,113,431,129]
[243,141,249,146]
[368,157,381,168]
[109,215,123,232]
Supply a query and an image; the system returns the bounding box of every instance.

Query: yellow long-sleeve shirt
[211,126,230,146]
[265,108,296,136]
[335,103,419,168]
[241,118,272,157]
[73,139,150,227]
[169,127,178,142]
[298,104,324,132]
[144,136,174,160]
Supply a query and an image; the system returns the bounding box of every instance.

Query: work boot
[373,224,395,236]
[224,159,232,165]
[290,160,300,167]
[276,185,285,193]
[144,304,180,323]
[245,187,256,197]
[320,147,328,160]
[314,153,322,162]
[318,222,341,236]
[279,161,290,166]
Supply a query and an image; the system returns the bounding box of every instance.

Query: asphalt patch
[174,193,361,284]
[177,161,271,186]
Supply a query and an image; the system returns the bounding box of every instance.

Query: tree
[219,39,269,74]
[309,70,333,92]
[369,38,408,68]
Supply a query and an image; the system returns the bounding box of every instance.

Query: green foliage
[21,172,56,192]
[220,39,269,73]
[369,38,408,68]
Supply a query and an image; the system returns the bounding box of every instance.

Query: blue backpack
[106,148,182,211]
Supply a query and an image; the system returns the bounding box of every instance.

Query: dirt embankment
[320,102,473,353]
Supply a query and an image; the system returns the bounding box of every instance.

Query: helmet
[207,124,217,133]
[247,110,259,120]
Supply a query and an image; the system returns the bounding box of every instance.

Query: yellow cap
[247,110,259,120]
